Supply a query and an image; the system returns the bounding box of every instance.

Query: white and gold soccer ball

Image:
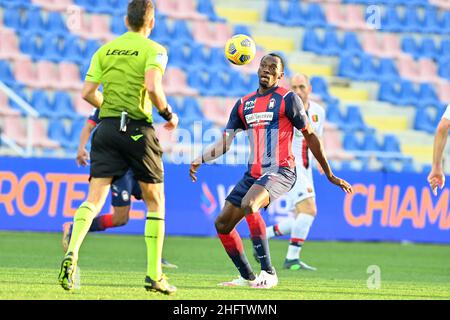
[224,34,257,66]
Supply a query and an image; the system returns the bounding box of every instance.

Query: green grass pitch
[0,231,449,300]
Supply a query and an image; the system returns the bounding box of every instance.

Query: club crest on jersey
[121,191,130,202]
[244,100,255,111]
[312,114,319,122]
[268,98,276,109]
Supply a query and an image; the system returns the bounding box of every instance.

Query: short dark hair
[127,0,154,31]
[268,52,285,72]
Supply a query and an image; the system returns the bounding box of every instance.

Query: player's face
[291,76,311,105]
[258,56,284,89]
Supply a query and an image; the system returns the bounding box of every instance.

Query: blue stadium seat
[345,105,367,131]
[362,134,380,151]
[265,0,286,24]
[421,38,439,60]
[48,119,71,148]
[234,24,251,36]
[284,0,305,27]
[358,55,378,81]
[321,29,341,56]
[343,133,360,151]
[378,58,399,82]
[401,36,421,59]
[83,40,102,60]
[182,97,204,125]
[398,80,419,106]
[439,40,450,58]
[197,0,226,22]
[111,13,127,35]
[63,36,84,64]
[304,3,327,28]
[438,58,450,81]
[440,11,450,34]
[338,54,360,79]
[422,7,441,34]
[21,7,46,33]
[39,34,64,62]
[382,134,401,153]
[187,69,207,95]
[0,60,17,87]
[47,12,68,35]
[151,17,171,43]
[67,119,86,149]
[302,28,322,54]
[378,81,398,103]
[325,102,344,128]
[382,6,403,32]
[418,83,440,105]
[342,32,362,55]
[310,76,332,102]
[246,73,259,89]
[414,107,436,134]
[53,91,76,118]
[208,47,229,71]
[207,70,229,96]
[3,6,21,30]
[172,20,193,43]
[403,6,422,33]
[31,90,53,118]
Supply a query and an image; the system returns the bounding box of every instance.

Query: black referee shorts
[90,117,164,184]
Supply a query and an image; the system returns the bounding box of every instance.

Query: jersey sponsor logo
[245,112,274,124]
[244,100,256,111]
[268,98,276,109]
[106,49,139,56]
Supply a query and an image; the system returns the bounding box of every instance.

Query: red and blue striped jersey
[225,86,308,179]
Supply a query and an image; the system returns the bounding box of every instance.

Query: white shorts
[287,167,315,211]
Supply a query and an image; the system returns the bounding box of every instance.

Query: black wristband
[158,107,173,122]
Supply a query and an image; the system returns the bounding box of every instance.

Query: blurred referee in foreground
[58,0,178,295]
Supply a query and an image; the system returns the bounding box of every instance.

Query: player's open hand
[190,160,201,182]
[428,169,445,196]
[164,113,179,131]
[76,148,89,167]
[328,175,353,193]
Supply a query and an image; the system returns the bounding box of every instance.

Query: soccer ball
[224,34,257,66]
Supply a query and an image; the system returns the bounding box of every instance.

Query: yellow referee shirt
[85,31,168,123]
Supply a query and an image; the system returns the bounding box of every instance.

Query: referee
[58,0,178,295]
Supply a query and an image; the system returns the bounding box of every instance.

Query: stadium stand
[0,0,449,173]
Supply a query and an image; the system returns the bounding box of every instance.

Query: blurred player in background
[428,104,450,195]
[61,108,178,269]
[265,74,325,271]
[58,0,178,295]
[190,54,352,289]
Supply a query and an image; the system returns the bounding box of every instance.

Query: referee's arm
[82,81,103,109]
[145,68,178,130]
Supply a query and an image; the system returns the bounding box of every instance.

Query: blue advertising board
[0,157,449,243]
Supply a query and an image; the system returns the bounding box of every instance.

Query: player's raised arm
[190,99,245,182]
[286,92,352,193]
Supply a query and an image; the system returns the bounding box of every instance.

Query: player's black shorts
[226,166,297,209]
[90,117,164,184]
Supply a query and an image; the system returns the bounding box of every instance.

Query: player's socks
[145,211,164,281]
[246,212,274,274]
[266,216,294,238]
[286,213,315,260]
[218,230,256,281]
[89,214,114,231]
[66,202,97,258]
